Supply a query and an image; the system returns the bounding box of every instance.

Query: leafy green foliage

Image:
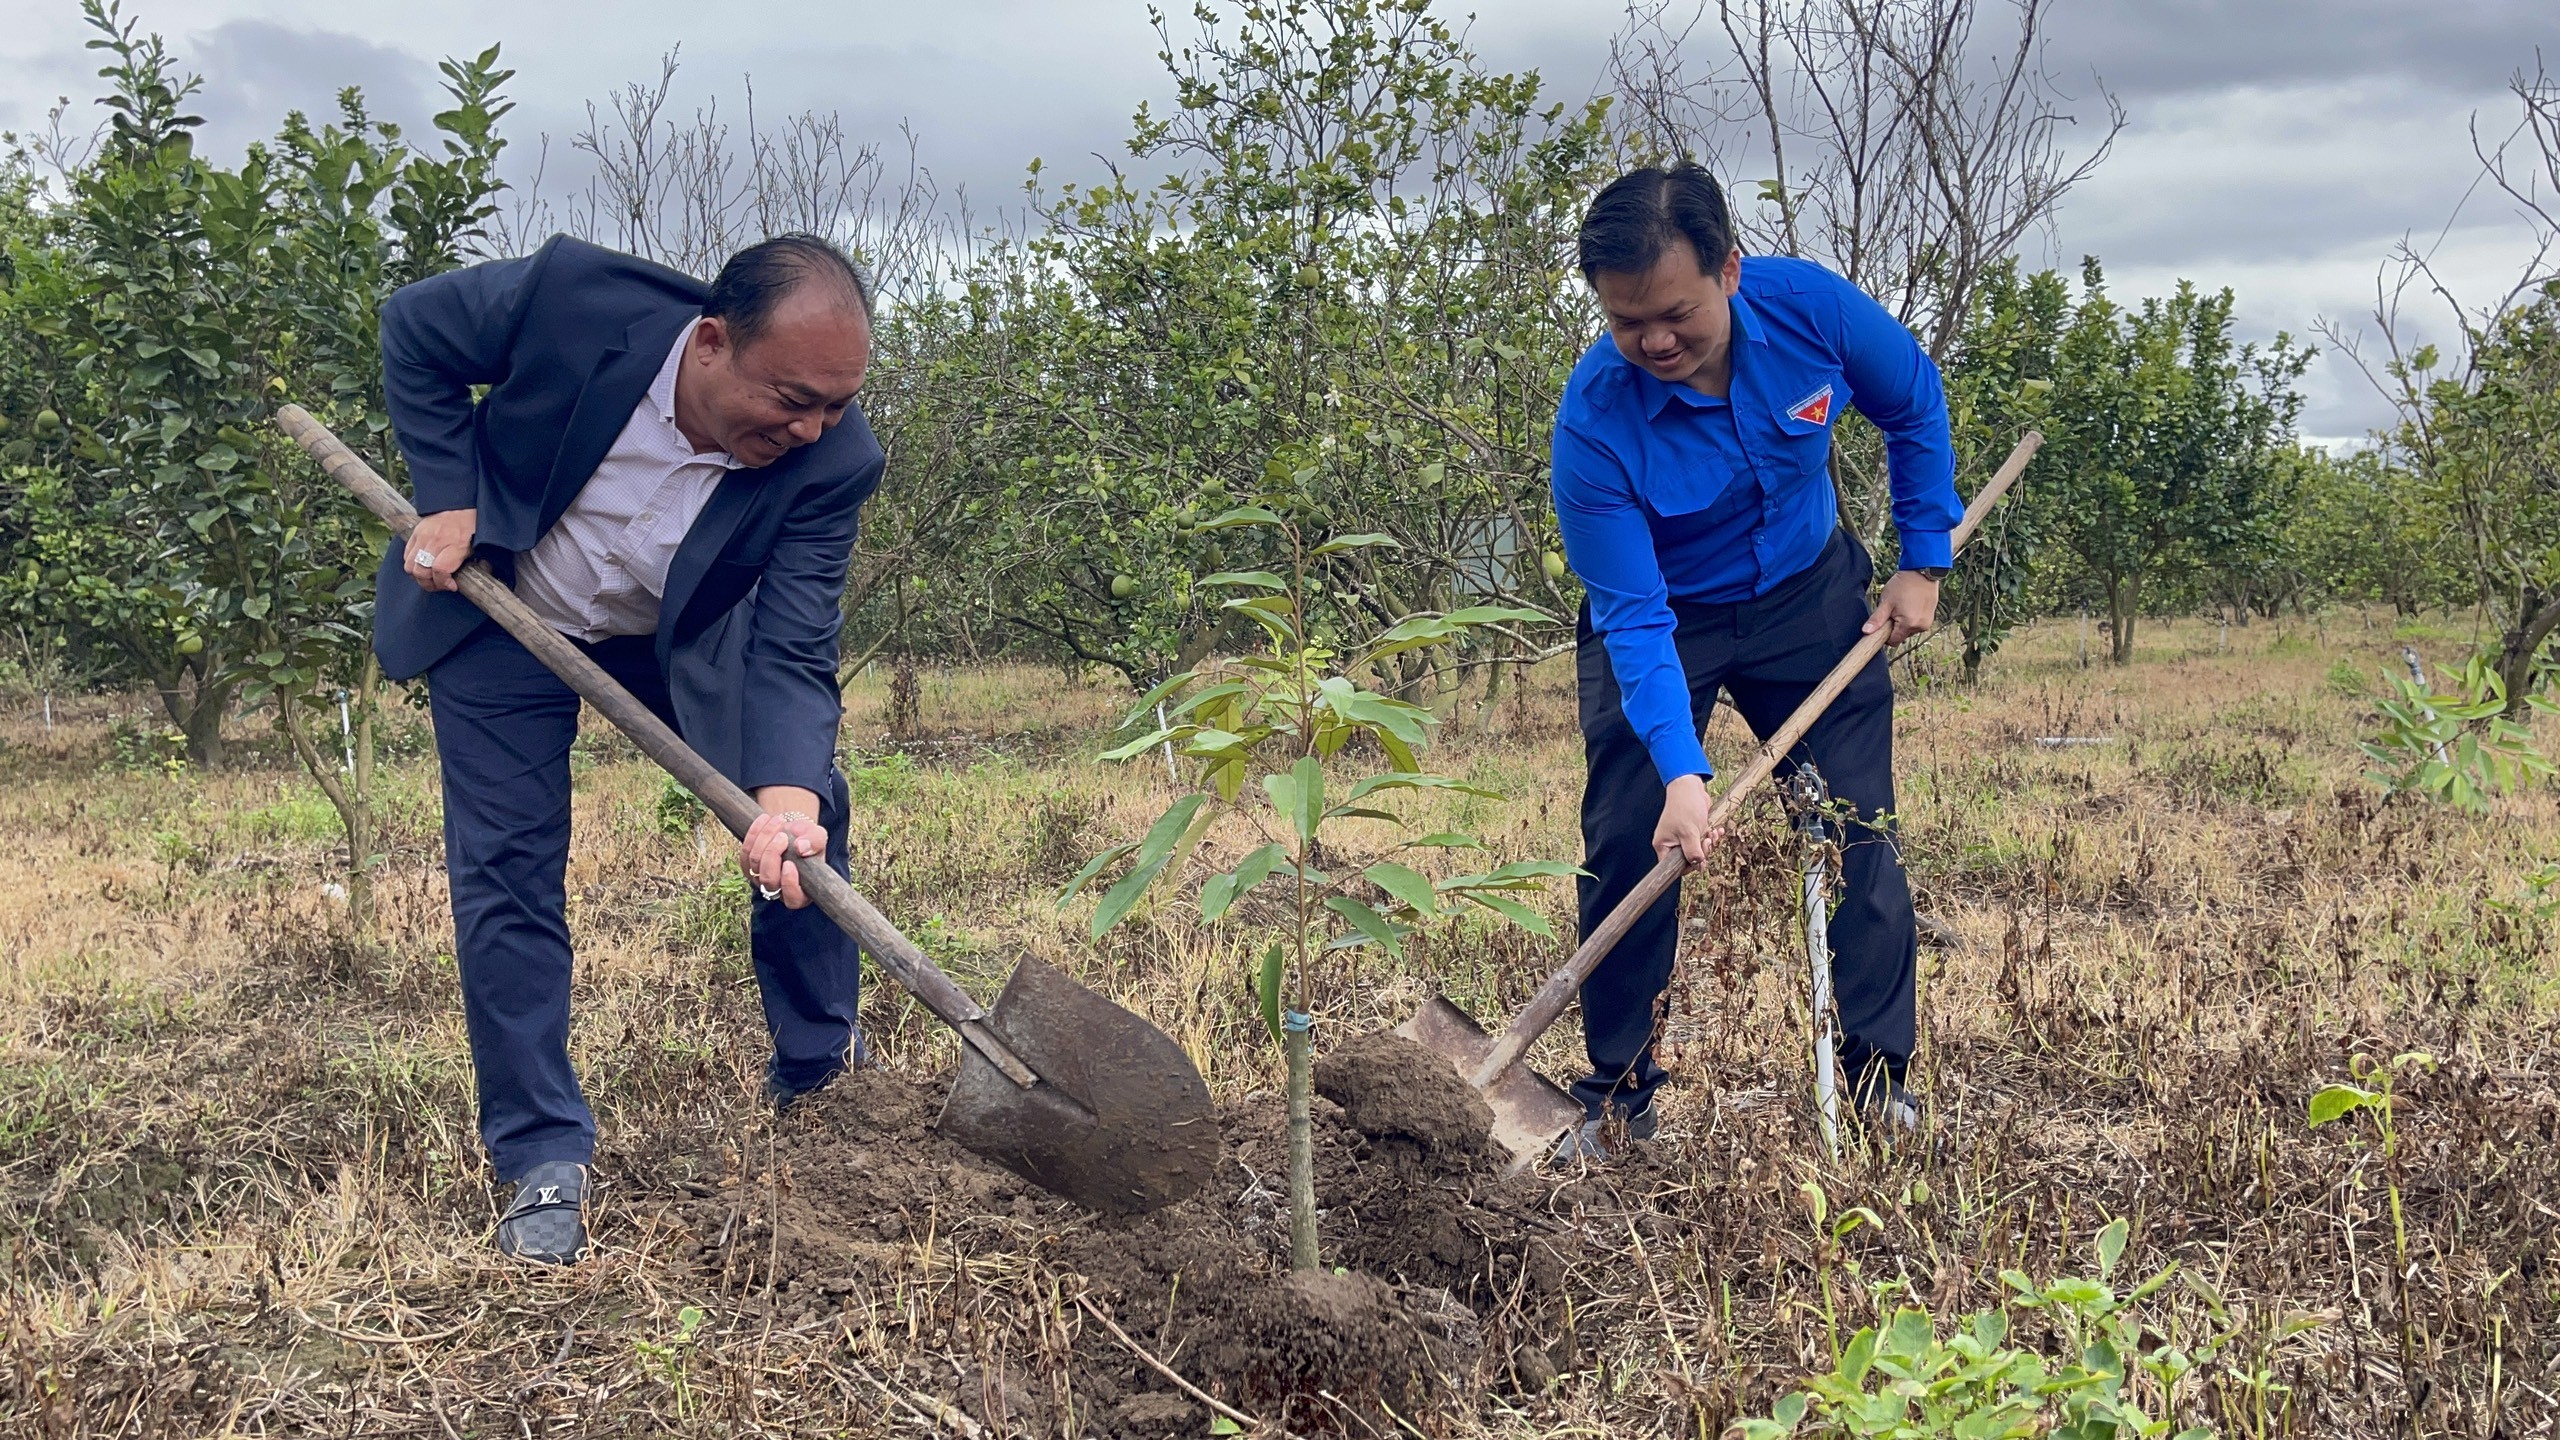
[1062,491,1574,1272]
[2043,261,2311,665]
[852,0,1606,688]
[0,1,509,929]
[2386,283,2560,714]
[1939,261,2065,679]
[1736,1218,2220,1440]
[2359,654,2556,811]
[1063,492,1574,960]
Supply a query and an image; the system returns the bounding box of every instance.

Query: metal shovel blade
[1396,994,1584,1172]
[936,956,1218,1216]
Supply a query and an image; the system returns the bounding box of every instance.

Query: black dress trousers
[1571,529,1919,1118]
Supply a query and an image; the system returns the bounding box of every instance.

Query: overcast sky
[4,0,2552,439]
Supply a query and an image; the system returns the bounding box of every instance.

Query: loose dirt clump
[662,1044,1573,1436]
[1312,1027,1493,1157]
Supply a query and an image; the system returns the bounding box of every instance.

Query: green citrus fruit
[176,634,204,656]
[1541,550,1568,581]
[1110,574,1136,601]
[33,409,64,438]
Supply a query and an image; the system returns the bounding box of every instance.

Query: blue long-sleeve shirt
[1552,255,1960,785]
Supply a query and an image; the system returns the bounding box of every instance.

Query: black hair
[1576,162,1736,283]
[703,233,874,346]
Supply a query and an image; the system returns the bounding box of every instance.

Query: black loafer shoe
[496,1161,589,1265]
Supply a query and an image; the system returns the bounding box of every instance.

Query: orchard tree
[1938,259,2064,679]
[9,0,510,928]
[2390,289,2560,711]
[2045,261,2308,663]
[953,0,1611,692]
[2329,61,2560,713]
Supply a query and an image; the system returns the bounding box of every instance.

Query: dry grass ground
[1,610,2555,1437]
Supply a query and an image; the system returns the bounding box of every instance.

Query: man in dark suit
[377,232,882,1263]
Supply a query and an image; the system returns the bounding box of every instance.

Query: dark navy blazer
[373,236,883,796]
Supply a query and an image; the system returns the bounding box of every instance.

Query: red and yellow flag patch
[1787,384,1835,427]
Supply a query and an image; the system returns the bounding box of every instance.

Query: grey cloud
[180,20,438,156]
[2041,0,2550,101]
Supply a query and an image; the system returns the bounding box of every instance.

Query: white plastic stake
[1793,767,1840,1158]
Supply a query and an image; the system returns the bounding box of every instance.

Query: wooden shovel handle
[1467,431,2043,1090]
[275,404,1038,1088]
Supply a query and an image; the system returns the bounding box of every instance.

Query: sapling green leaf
[1117,670,1197,728]
[2307,1083,2376,1127]
[1255,941,1285,1045]
[1264,755,1325,843]
[1460,892,1554,936]
[1058,842,1138,905]
[1364,861,1440,916]
[2096,1216,2129,1277]
[1324,895,1405,955]
[1090,795,1208,937]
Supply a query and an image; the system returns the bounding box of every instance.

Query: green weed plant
[1739,1206,2218,1440]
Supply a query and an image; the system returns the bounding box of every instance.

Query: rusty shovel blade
[936,956,1219,1216]
[1395,994,1583,1173]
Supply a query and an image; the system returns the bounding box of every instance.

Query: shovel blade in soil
[1396,995,1583,1171]
[936,955,1218,1215]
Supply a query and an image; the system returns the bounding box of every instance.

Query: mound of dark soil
[1312,1027,1494,1158]
[659,1029,1574,1437]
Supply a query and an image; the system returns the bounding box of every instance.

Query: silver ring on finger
[757,884,781,901]
[411,549,437,568]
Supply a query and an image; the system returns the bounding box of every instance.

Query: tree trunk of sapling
[1285,1015,1319,1272]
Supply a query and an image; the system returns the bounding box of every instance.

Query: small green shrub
[2360,655,2555,812]
[1736,1219,2216,1440]
[103,717,189,777]
[844,750,920,805]
[654,776,708,838]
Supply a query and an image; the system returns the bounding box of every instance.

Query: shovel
[276,405,1217,1216]
[1399,432,2044,1167]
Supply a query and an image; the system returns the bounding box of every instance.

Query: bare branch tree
[1609,0,2120,356]
[2320,58,2560,713]
[1604,0,2120,552]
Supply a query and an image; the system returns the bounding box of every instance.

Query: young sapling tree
[1062,481,1575,1270]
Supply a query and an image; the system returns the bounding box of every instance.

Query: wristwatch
[1912,565,1952,580]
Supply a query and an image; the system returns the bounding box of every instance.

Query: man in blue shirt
[1551,163,1961,1156]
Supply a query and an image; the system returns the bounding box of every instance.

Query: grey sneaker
[1553,1103,1658,1162]
[496,1161,589,1265]
[1852,1081,1930,1142]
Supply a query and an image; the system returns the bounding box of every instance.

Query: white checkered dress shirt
[514,317,744,640]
